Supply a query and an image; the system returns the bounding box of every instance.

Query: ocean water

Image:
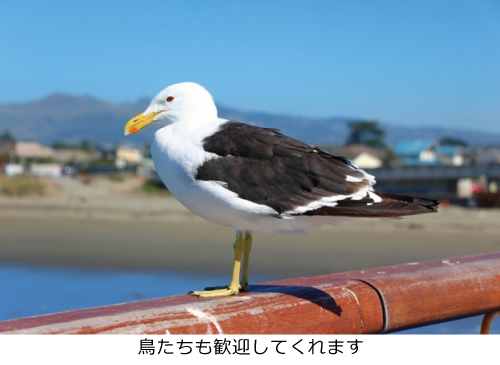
[0,265,497,334]
[0,265,236,321]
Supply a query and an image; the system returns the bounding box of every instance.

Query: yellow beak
[124,111,163,136]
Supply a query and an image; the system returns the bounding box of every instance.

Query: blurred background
[1,0,500,333]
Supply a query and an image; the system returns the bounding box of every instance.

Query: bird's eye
[166,96,174,102]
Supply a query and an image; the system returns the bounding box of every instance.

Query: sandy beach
[1,176,499,280]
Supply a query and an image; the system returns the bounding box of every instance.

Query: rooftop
[15,141,54,159]
[395,140,438,156]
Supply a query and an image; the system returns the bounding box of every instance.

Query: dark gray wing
[196,122,438,216]
[195,122,376,214]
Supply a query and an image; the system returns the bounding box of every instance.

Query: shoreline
[1,176,499,279]
[2,207,499,279]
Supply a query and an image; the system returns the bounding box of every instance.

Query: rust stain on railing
[1,252,499,334]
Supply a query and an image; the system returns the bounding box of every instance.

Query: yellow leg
[240,232,252,291]
[190,231,245,297]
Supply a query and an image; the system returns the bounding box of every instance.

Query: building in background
[116,146,142,164]
[3,164,24,176]
[477,147,500,165]
[318,144,382,169]
[15,141,54,162]
[115,146,143,169]
[394,140,466,166]
[30,163,62,178]
[10,141,62,176]
[340,144,382,169]
[394,140,439,166]
[435,145,465,166]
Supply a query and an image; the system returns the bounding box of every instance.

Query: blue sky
[1,0,499,132]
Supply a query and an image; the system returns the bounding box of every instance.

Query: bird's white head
[124,82,218,136]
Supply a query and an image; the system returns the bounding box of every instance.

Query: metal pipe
[480,311,500,334]
[1,252,499,334]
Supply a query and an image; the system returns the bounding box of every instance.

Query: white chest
[150,123,279,229]
[151,124,215,205]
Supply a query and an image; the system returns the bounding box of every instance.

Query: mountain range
[1,93,499,147]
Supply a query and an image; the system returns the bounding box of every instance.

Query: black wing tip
[376,192,439,212]
[413,197,440,212]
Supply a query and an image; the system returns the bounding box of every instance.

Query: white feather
[346,175,363,182]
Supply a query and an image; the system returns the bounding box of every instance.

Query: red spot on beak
[129,127,139,134]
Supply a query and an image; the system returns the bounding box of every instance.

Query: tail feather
[300,191,439,218]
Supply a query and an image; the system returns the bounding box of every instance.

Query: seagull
[124,82,438,297]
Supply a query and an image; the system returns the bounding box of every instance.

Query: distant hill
[0,94,151,146]
[1,93,499,146]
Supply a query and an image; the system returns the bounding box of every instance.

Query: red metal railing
[1,252,499,334]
